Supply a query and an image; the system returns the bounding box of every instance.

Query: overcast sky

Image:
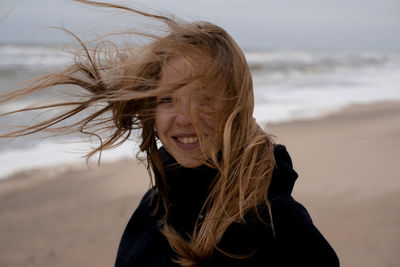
[1,0,399,52]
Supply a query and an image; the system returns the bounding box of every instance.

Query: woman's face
[155,57,218,168]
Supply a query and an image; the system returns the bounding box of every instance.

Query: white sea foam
[253,68,400,123]
[250,51,400,122]
[0,140,137,180]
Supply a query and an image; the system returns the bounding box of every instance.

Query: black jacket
[115,145,339,267]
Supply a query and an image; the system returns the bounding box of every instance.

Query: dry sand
[1,101,399,267]
[269,101,400,267]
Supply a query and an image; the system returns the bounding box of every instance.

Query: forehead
[160,57,205,84]
[158,56,226,105]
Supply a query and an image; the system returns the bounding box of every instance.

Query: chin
[176,157,205,168]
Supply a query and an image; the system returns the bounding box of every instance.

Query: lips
[173,134,199,149]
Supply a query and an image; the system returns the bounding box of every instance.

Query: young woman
[1,1,339,266]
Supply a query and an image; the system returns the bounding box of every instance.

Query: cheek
[199,112,218,133]
[197,100,224,137]
[198,110,224,150]
[155,109,167,137]
[197,115,218,146]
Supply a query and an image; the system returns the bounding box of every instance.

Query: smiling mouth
[176,136,199,144]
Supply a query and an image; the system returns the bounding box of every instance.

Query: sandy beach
[1,101,399,267]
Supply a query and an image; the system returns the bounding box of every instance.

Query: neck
[159,146,217,234]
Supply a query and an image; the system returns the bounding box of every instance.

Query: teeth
[177,136,198,144]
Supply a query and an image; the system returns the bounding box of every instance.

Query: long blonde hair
[0,1,275,266]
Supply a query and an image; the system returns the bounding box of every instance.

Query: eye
[158,96,173,105]
[199,95,213,106]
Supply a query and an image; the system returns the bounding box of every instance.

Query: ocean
[1,44,400,179]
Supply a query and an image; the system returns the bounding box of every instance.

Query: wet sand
[1,101,399,266]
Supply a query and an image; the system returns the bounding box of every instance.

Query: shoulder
[268,144,299,200]
[127,187,164,226]
[273,144,295,170]
[137,187,159,212]
[115,187,172,267]
[268,145,340,266]
[117,187,161,241]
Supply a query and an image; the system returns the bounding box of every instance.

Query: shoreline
[268,100,400,199]
[0,99,397,181]
[1,100,400,266]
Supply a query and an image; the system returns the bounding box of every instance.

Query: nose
[174,111,192,127]
[174,102,192,127]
